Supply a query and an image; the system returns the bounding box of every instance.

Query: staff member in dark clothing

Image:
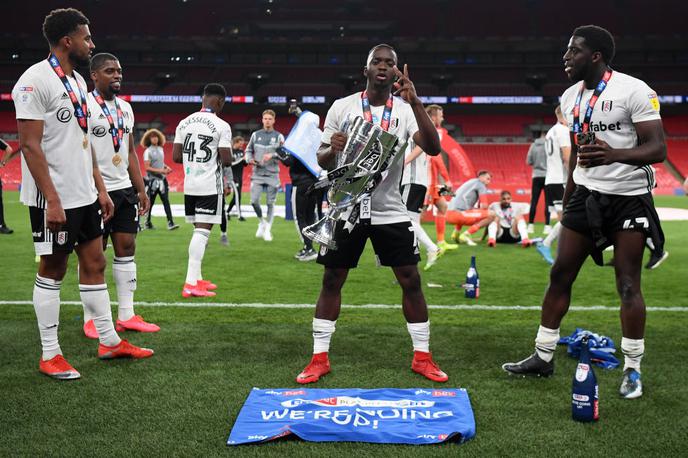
[281,103,323,261]
[226,136,246,221]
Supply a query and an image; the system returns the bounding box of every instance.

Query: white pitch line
[0,300,687,312]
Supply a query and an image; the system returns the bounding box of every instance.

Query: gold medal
[112,153,122,166]
[82,136,89,149]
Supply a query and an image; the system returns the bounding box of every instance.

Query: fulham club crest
[601,100,613,112]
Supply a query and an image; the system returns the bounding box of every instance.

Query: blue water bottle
[571,335,599,422]
[464,256,479,299]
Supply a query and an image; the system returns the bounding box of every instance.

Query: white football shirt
[13,60,96,209]
[174,111,232,196]
[322,92,419,225]
[401,139,429,188]
[88,93,135,191]
[544,123,570,185]
[489,201,529,228]
[561,71,662,195]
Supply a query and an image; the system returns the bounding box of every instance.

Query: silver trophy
[302,115,407,250]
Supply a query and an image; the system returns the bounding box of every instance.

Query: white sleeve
[628,80,662,123]
[143,147,150,161]
[488,202,499,212]
[173,123,183,144]
[12,72,47,120]
[556,125,571,147]
[405,104,420,142]
[321,101,342,144]
[278,132,285,145]
[218,123,232,148]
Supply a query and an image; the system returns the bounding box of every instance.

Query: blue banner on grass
[227,388,476,445]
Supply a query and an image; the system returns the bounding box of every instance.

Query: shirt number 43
[182,133,214,163]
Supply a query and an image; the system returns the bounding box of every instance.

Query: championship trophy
[302,115,407,250]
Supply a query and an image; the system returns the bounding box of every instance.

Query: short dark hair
[500,190,512,198]
[90,53,118,72]
[572,25,615,64]
[477,170,491,178]
[43,8,90,46]
[366,43,397,66]
[203,83,226,99]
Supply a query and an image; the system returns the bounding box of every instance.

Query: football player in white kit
[295,44,448,385]
[486,191,531,247]
[502,25,667,400]
[401,139,442,270]
[81,52,158,338]
[535,105,572,264]
[14,9,153,380]
[173,84,232,298]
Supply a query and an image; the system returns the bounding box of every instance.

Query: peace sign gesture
[392,64,419,105]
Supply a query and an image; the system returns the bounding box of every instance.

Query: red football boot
[83,319,98,339]
[39,354,81,380]
[98,339,154,359]
[182,283,216,298]
[116,315,160,333]
[197,279,217,291]
[412,351,448,382]
[296,352,331,384]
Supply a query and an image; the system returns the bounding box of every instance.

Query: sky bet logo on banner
[227,388,476,445]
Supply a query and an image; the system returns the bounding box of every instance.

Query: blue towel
[558,328,620,369]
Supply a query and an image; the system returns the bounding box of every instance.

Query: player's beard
[110,83,121,95]
[70,50,91,68]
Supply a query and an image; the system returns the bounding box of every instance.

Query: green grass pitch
[1,191,686,456]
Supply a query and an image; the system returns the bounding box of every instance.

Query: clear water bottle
[463,256,479,299]
[571,335,599,422]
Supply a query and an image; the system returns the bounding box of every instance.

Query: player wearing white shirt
[13,9,153,380]
[486,191,531,247]
[296,44,447,385]
[536,106,572,264]
[401,139,441,271]
[172,83,232,298]
[502,26,667,401]
[81,53,158,338]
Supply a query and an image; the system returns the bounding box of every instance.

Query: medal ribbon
[91,89,124,152]
[47,54,88,136]
[361,91,393,131]
[572,69,612,135]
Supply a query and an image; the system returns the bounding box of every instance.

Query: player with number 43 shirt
[173,83,232,298]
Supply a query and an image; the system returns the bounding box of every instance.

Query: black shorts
[185,194,223,224]
[496,226,520,243]
[401,184,427,214]
[545,183,565,213]
[317,221,420,268]
[105,187,139,236]
[30,200,103,256]
[562,185,664,265]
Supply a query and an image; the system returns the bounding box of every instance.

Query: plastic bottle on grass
[463,256,479,299]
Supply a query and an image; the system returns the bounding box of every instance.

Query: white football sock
[410,212,438,254]
[621,337,644,372]
[33,275,62,360]
[407,321,430,353]
[79,283,120,347]
[487,221,498,240]
[517,219,529,240]
[186,228,210,285]
[113,256,136,321]
[312,318,336,354]
[543,221,561,248]
[535,325,559,362]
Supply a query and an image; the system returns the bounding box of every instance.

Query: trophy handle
[302,208,341,250]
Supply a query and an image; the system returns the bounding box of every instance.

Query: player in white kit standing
[173,84,232,298]
[13,8,153,380]
[82,52,158,338]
